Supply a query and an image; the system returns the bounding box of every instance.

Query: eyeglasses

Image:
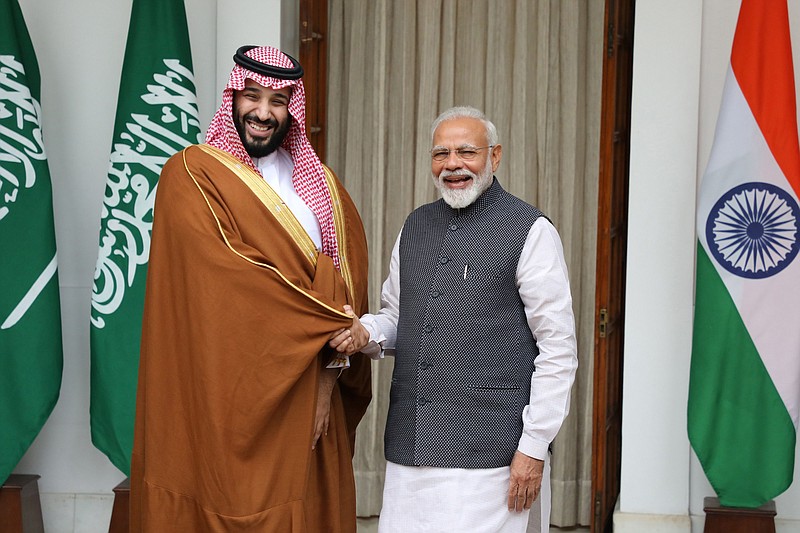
[430,145,494,162]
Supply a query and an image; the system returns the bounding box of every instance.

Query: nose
[253,101,272,121]
[443,150,463,170]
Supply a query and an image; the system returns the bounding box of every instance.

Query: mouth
[441,174,473,189]
[245,117,275,139]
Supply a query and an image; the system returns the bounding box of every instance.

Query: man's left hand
[507,451,544,512]
[312,368,338,449]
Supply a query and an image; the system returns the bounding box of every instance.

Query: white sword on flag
[1,254,57,329]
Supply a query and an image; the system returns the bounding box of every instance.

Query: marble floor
[357,517,590,532]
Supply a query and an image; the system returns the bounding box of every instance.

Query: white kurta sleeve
[515,218,578,461]
[359,231,402,359]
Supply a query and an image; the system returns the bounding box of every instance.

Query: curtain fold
[327,1,602,526]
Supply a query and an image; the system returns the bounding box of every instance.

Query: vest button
[449,223,458,231]
[439,257,448,264]
[431,290,440,298]
[420,361,430,370]
[423,324,433,333]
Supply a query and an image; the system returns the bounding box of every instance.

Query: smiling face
[232,79,292,158]
[431,117,502,208]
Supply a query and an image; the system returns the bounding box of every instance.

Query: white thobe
[253,148,322,249]
[361,217,577,533]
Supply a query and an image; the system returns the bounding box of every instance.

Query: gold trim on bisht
[196,143,319,267]
[322,165,354,301]
[180,146,350,318]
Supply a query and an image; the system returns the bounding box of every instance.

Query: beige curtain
[327,0,601,527]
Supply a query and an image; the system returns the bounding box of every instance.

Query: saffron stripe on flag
[731,0,800,196]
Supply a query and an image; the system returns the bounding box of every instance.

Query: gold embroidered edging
[180,146,349,318]
[196,144,318,266]
[323,166,354,301]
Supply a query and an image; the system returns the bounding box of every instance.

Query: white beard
[434,156,494,209]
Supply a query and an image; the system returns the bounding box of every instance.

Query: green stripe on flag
[689,243,795,507]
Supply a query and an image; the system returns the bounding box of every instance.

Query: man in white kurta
[332,106,577,533]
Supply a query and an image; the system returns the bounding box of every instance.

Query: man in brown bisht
[130,46,371,532]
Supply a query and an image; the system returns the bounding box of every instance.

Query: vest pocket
[467,384,522,390]
[456,385,524,460]
[464,384,523,417]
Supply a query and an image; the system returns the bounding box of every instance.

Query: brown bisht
[130,144,371,532]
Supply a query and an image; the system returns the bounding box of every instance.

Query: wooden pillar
[108,477,130,533]
[0,474,45,533]
[703,497,776,533]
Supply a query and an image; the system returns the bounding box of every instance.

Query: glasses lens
[432,146,490,161]
[457,149,479,160]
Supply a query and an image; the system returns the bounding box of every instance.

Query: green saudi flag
[90,0,201,474]
[0,0,63,484]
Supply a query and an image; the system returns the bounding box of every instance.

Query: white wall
[214,0,285,91]
[620,1,800,532]
[12,0,286,530]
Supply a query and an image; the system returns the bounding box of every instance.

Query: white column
[618,0,702,530]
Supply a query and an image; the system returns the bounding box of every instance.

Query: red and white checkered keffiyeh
[205,46,339,269]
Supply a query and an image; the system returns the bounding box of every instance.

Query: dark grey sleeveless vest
[384,178,544,468]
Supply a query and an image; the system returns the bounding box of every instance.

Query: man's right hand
[507,451,544,512]
[328,305,369,355]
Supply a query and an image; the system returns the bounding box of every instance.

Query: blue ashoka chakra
[706,182,800,279]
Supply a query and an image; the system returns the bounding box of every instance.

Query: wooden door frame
[592,0,635,531]
[299,0,328,161]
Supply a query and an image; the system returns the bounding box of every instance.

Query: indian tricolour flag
[688,0,800,508]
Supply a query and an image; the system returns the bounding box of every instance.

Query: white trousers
[527,452,551,533]
[378,455,551,533]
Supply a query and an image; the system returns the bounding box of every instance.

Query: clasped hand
[328,305,369,355]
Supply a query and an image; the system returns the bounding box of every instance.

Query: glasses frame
[430,145,495,162]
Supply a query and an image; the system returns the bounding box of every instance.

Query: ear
[490,144,502,173]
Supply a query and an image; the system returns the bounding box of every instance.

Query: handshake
[328,304,370,356]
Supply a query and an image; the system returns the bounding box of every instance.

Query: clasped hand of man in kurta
[508,451,545,512]
[328,305,369,356]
